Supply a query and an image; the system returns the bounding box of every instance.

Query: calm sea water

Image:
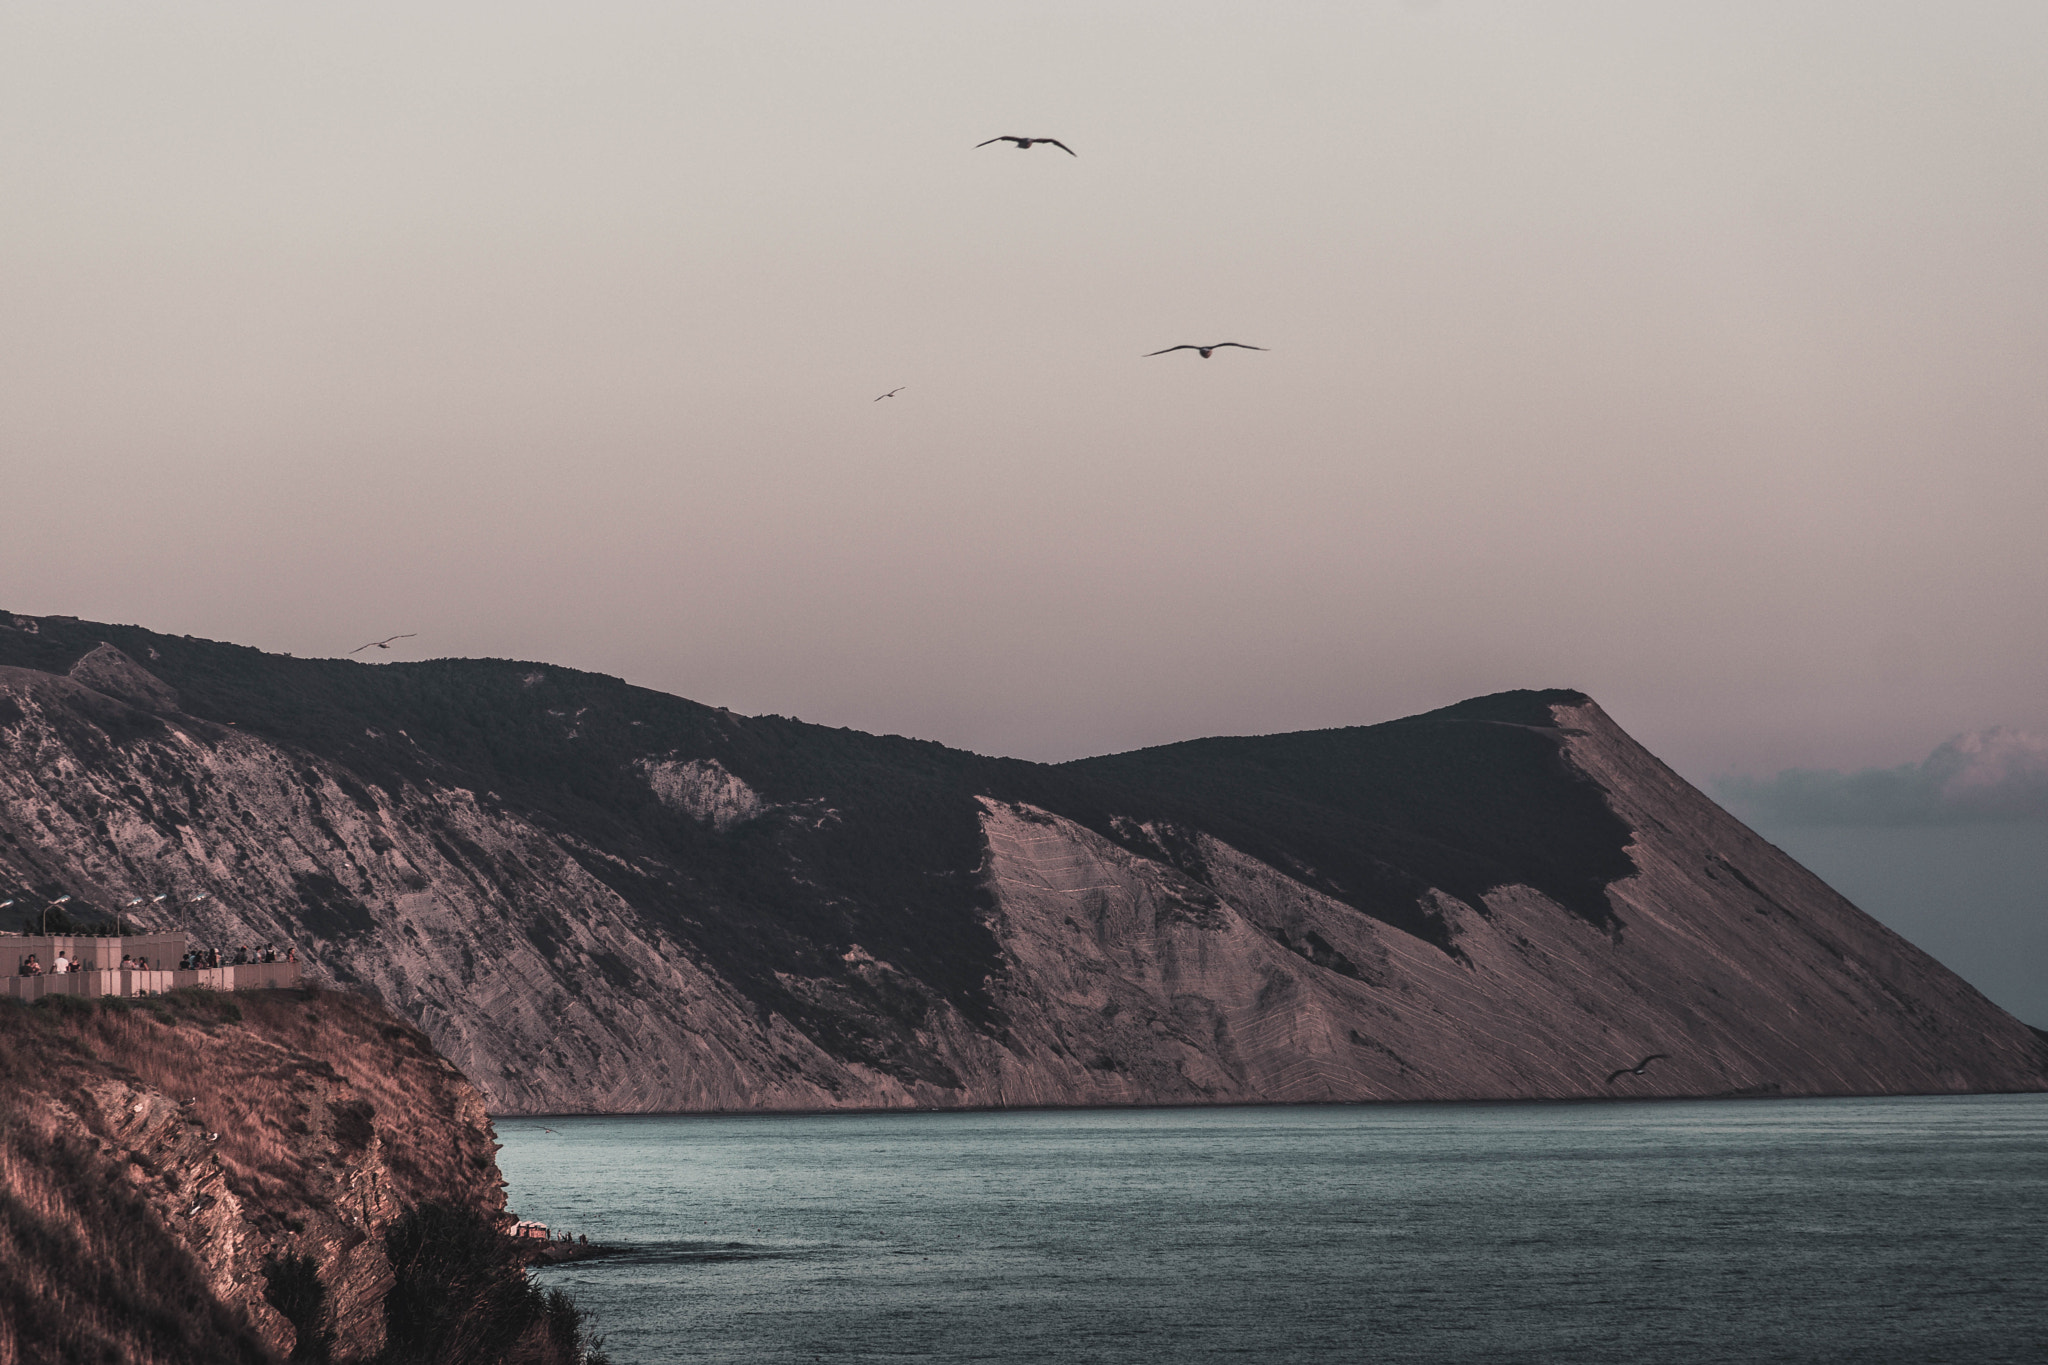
[496,1096,2048,1364]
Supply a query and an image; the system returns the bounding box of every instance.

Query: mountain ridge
[2,610,2041,1113]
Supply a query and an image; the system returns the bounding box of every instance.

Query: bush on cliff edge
[378,1203,606,1365]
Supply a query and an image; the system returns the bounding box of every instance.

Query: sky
[3,1,2045,785]
[1714,727,2045,1023]
[1716,725,2048,827]
[1748,822,2046,1025]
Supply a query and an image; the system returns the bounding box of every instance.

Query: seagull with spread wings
[874,387,905,402]
[351,634,417,655]
[1144,343,1268,359]
[976,136,1076,156]
[1605,1054,1670,1084]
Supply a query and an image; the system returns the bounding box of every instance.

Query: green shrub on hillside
[379,1204,606,1365]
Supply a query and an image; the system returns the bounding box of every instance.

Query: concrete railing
[2,932,186,977]
[1,960,300,1002]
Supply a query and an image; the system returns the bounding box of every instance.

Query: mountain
[1,610,2041,1113]
[0,985,597,1364]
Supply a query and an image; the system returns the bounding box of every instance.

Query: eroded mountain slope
[0,988,513,1363]
[1,611,2040,1112]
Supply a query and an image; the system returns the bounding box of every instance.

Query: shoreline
[488,1084,2048,1123]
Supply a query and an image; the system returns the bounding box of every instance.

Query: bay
[496,1095,2048,1364]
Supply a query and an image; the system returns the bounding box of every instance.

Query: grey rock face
[641,755,766,830]
[66,642,181,712]
[0,988,511,1363]
[0,613,2040,1113]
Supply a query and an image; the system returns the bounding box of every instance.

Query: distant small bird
[874,387,905,402]
[976,136,1076,156]
[1144,343,1268,359]
[1605,1054,1669,1084]
[351,634,416,655]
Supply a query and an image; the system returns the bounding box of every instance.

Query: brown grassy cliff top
[0,987,509,1364]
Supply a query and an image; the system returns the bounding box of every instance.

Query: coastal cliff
[0,610,2042,1114]
[0,986,581,1364]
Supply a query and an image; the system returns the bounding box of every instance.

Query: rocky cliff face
[0,987,506,1364]
[0,611,2041,1114]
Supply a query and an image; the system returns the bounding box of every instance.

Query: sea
[496,1095,2048,1364]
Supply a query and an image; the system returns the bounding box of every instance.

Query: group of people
[177,945,295,969]
[16,944,296,975]
[12,949,132,975]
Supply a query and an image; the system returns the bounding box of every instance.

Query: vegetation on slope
[0,987,602,1364]
[0,611,1640,1075]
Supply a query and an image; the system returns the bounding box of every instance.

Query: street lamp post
[168,894,209,958]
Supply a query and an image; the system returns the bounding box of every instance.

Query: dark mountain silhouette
[2,611,2041,1112]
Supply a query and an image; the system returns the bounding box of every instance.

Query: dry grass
[0,1082,273,1365]
[0,987,540,1364]
[26,990,502,1225]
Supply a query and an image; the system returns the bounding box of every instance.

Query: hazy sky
[1758,822,2048,1025]
[1716,726,2045,1022]
[4,2,2045,782]
[1717,725,2048,826]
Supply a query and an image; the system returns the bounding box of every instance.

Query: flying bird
[1144,343,1269,359]
[874,387,905,402]
[976,136,1076,156]
[1605,1054,1670,1084]
[351,634,417,655]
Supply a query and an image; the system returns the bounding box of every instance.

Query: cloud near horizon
[1715,728,2048,827]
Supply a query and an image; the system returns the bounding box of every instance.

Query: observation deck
[2,932,299,1002]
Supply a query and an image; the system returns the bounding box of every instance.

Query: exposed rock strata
[0,988,507,1364]
[641,756,765,831]
[0,611,2041,1114]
